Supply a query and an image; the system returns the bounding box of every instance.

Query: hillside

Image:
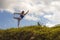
[0,25,60,40]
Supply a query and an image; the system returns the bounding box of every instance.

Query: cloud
[46,22,55,27]
[44,15,53,20]
[24,15,40,21]
[0,0,60,26]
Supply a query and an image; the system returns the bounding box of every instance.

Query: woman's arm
[24,10,29,15]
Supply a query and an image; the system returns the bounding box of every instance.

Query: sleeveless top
[20,14,24,19]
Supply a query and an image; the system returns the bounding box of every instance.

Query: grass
[0,25,60,40]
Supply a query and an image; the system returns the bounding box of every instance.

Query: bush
[0,25,60,40]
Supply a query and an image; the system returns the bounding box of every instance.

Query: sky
[0,0,60,29]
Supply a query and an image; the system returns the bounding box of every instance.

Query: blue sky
[0,10,37,29]
[0,10,51,29]
[0,0,60,29]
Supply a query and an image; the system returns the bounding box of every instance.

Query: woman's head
[21,11,24,14]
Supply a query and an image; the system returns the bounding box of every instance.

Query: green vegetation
[0,25,60,40]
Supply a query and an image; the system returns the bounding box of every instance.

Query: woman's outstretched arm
[24,10,29,15]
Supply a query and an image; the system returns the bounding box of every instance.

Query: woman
[13,10,29,27]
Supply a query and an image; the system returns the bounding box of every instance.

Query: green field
[0,25,60,40]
